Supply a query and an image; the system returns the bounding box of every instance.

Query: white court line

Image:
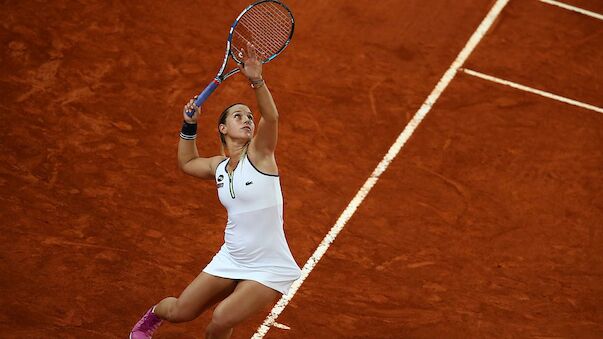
[252,0,511,337]
[539,0,603,21]
[460,68,603,114]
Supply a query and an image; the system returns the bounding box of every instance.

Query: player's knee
[207,308,235,333]
[205,322,233,337]
[166,298,197,323]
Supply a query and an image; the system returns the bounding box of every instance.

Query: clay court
[1,0,602,338]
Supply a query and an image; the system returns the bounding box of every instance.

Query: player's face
[225,104,255,141]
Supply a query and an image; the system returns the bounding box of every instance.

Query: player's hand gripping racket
[185,0,295,117]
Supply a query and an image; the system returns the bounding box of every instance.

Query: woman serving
[130,44,301,339]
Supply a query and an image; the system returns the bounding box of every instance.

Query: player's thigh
[211,280,279,327]
[174,272,237,318]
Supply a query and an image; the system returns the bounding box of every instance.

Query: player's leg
[130,272,237,339]
[155,272,238,323]
[205,280,279,339]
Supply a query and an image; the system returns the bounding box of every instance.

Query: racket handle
[186,79,221,117]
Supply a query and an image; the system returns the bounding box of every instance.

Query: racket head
[228,0,294,65]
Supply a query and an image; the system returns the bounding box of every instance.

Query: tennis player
[129,44,301,338]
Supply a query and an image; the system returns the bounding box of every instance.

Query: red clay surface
[1,0,602,338]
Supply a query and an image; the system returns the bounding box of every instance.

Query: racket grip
[186,79,220,117]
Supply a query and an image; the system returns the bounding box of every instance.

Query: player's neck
[227,141,249,162]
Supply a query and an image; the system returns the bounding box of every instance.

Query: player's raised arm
[239,43,279,157]
[177,98,224,180]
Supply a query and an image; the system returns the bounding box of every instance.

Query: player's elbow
[264,111,279,122]
[177,158,191,172]
[178,161,186,172]
[178,161,197,178]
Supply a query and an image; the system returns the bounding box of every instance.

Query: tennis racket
[185,0,295,117]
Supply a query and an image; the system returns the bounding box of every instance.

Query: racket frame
[188,0,294,116]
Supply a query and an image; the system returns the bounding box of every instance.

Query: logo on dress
[217,183,224,188]
[217,175,224,182]
[245,181,253,186]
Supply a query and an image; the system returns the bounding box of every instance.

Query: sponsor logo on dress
[245,181,253,186]
[217,175,224,182]
[217,183,224,188]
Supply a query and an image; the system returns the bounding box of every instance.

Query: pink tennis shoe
[130,306,163,339]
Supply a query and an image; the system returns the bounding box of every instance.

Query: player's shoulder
[210,155,228,173]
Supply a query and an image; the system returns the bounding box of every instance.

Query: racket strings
[232,2,292,62]
[244,9,289,49]
[244,4,291,39]
[235,12,288,58]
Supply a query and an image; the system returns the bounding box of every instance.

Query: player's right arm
[177,98,225,180]
[178,143,224,179]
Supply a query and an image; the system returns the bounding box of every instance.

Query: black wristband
[180,121,197,140]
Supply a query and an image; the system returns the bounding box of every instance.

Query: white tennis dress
[203,153,301,294]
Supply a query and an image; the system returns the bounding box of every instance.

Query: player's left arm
[239,44,279,168]
[250,82,278,155]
